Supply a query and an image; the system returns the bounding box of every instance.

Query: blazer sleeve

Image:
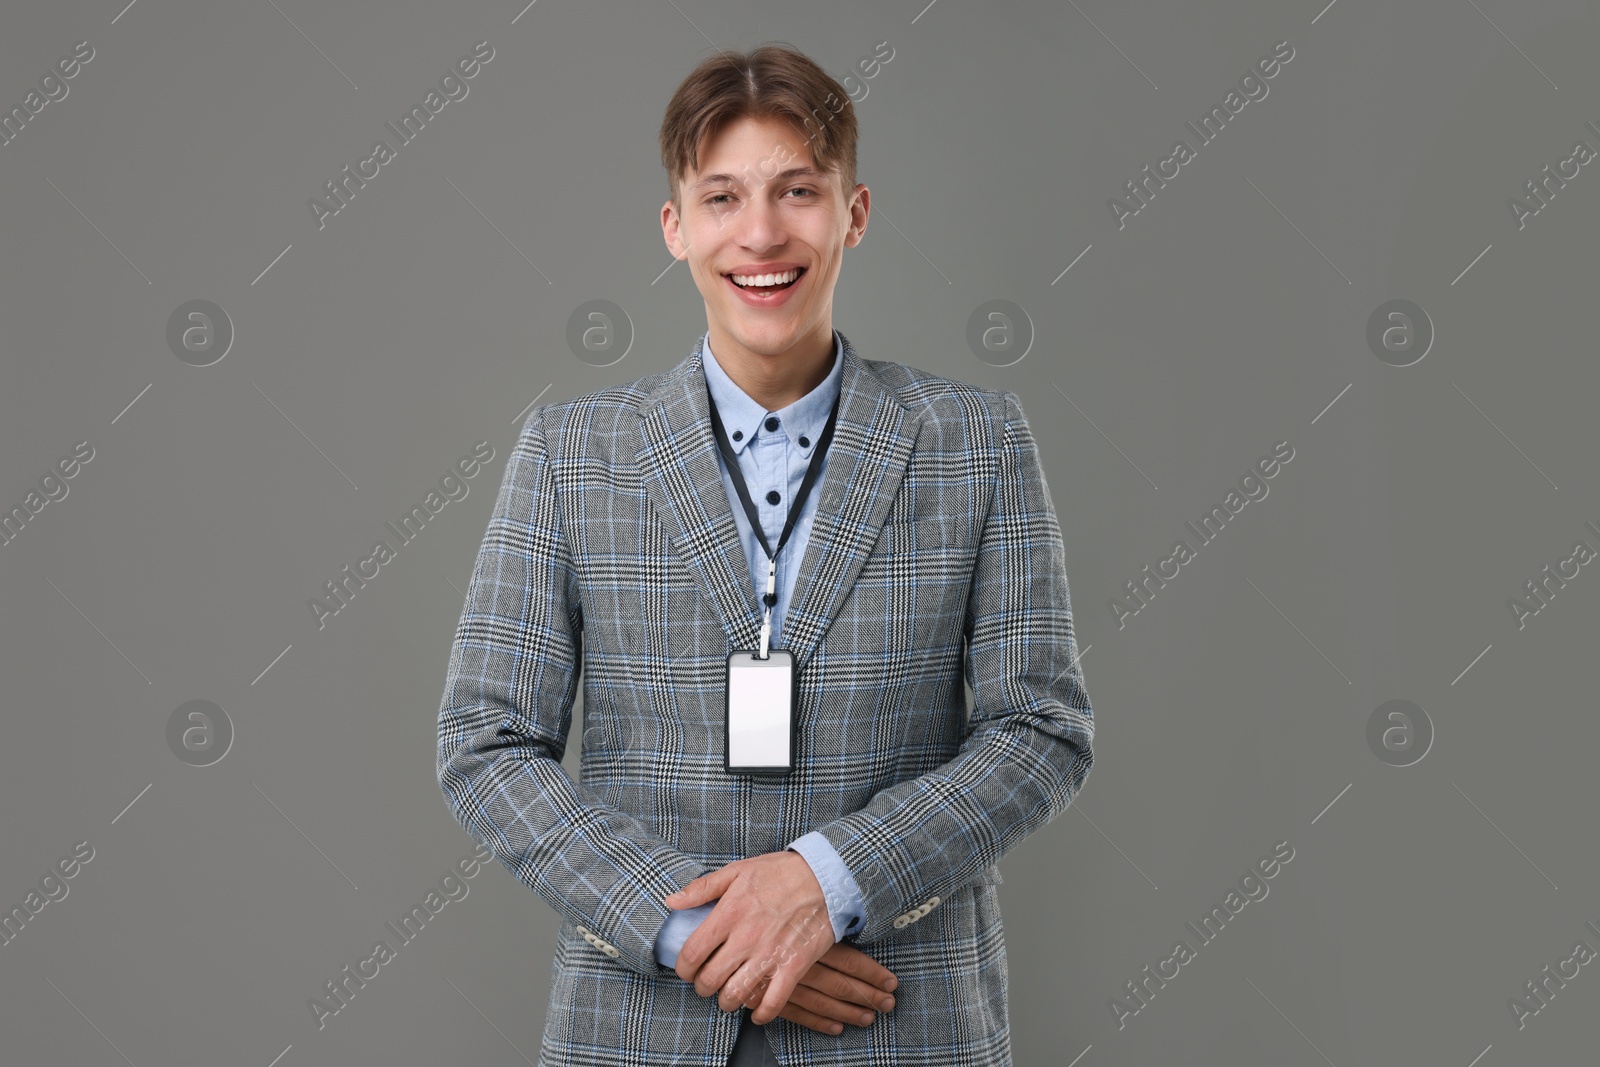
[810,390,1095,945]
[436,407,707,976]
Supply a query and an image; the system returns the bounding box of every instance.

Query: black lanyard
[706,380,840,655]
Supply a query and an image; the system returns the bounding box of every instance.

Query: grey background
[2,0,1596,1063]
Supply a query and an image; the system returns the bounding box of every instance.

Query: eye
[706,193,734,206]
[785,187,816,199]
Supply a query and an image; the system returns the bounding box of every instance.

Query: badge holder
[725,646,795,776]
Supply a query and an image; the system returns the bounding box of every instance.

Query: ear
[661,198,689,260]
[844,184,869,248]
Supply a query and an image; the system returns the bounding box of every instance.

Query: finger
[798,959,878,1005]
[776,1001,846,1037]
[822,943,899,991]
[719,959,769,1013]
[694,941,748,1001]
[823,944,899,993]
[750,964,803,1026]
[739,975,769,1010]
[675,915,732,986]
[667,865,738,909]
[674,930,715,984]
[798,962,894,1012]
[785,982,879,1028]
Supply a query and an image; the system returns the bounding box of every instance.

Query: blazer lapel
[633,332,922,673]
[784,335,921,673]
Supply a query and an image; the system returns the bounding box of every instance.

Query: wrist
[784,848,829,914]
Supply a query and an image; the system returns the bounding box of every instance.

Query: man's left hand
[666,850,834,1024]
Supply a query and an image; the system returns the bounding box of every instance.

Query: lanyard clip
[758,558,777,658]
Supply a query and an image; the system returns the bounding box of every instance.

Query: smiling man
[437,42,1095,1067]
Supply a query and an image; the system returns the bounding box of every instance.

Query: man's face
[661,114,869,362]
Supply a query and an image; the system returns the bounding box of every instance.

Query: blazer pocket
[873,515,972,556]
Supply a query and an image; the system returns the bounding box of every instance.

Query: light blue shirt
[654,330,867,969]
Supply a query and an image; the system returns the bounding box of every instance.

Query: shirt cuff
[786,830,866,942]
[653,902,715,970]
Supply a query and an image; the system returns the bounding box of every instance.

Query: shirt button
[766,490,781,504]
[765,416,779,432]
[732,430,743,441]
[798,435,809,447]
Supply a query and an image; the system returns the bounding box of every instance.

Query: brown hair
[659,43,859,212]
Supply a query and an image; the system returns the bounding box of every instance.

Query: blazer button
[602,944,621,958]
[929,896,941,907]
[893,915,910,929]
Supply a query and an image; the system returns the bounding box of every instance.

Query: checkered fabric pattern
[436,331,1095,1066]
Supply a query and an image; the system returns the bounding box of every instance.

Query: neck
[707,324,835,411]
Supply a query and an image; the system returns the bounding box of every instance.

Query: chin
[728,321,803,350]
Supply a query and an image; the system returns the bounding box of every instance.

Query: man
[437,43,1094,1066]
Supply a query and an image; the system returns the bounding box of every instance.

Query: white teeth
[731,269,800,287]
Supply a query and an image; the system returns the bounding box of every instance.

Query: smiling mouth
[726,267,806,292]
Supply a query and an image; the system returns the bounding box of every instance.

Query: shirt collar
[701,330,843,458]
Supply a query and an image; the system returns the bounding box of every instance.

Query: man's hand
[666,850,834,1024]
[754,942,899,1036]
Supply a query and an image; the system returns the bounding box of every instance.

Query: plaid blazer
[436,331,1095,1066]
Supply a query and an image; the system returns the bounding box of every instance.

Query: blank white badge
[726,648,794,772]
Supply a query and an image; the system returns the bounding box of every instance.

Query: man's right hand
[742,942,898,1036]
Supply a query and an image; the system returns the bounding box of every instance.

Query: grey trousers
[727,1010,781,1066]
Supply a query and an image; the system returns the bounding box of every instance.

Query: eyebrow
[691,166,827,191]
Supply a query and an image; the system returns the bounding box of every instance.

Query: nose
[726,192,786,248]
